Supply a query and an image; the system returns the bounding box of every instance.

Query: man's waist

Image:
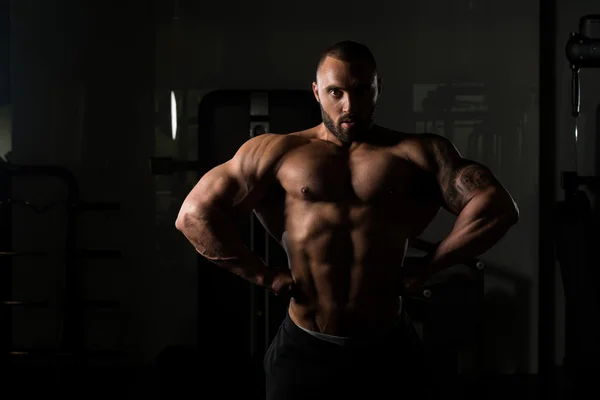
[289,299,403,338]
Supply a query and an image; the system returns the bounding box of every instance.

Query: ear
[377,78,383,98]
[312,81,320,103]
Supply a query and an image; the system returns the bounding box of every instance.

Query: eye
[329,89,343,98]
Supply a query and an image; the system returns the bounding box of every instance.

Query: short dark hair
[316,40,377,77]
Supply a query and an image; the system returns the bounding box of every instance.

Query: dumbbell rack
[0,163,122,391]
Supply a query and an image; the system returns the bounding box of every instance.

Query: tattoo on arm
[429,136,495,212]
[455,165,493,192]
[444,176,460,209]
[431,139,453,168]
[445,164,495,212]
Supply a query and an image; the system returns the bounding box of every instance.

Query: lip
[341,121,355,128]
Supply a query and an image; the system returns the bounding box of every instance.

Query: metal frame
[0,163,122,385]
[0,165,82,364]
[248,91,270,357]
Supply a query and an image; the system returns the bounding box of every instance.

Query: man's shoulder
[373,126,441,146]
[395,131,446,147]
[244,131,312,151]
[237,131,314,172]
[376,128,430,151]
[381,130,454,172]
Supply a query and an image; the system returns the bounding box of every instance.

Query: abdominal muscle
[282,202,410,338]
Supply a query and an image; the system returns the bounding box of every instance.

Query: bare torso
[254,126,441,337]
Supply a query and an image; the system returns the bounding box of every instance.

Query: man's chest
[276,143,434,204]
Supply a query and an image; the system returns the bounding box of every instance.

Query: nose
[341,93,357,115]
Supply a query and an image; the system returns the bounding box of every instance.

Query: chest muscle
[278,144,420,204]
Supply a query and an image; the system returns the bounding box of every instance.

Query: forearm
[427,191,518,274]
[176,206,290,292]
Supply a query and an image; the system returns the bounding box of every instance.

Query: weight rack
[0,162,122,390]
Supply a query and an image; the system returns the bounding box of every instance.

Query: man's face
[312,57,382,144]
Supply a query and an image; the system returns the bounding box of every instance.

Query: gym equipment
[566,15,600,117]
[411,237,485,273]
[553,14,600,396]
[0,163,123,387]
[555,187,599,396]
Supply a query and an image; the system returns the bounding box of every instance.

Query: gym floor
[5,366,562,400]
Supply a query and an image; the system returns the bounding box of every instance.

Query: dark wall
[0,0,8,107]
[10,0,155,367]
[13,0,587,380]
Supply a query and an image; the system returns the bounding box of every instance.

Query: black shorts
[263,311,430,400]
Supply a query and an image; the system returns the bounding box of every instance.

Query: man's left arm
[415,135,519,280]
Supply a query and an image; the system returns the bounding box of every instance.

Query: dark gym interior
[0,0,598,399]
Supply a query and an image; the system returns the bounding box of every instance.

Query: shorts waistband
[282,310,406,351]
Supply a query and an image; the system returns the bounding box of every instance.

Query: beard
[320,105,376,144]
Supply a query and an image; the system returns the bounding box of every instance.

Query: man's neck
[317,123,379,148]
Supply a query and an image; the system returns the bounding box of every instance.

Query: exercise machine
[555,13,600,396]
[0,162,122,397]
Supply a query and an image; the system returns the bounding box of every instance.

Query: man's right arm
[175,134,294,295]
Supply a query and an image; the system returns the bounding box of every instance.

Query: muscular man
[176,41,519,399]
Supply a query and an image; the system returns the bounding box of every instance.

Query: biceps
[442,163,497,214]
